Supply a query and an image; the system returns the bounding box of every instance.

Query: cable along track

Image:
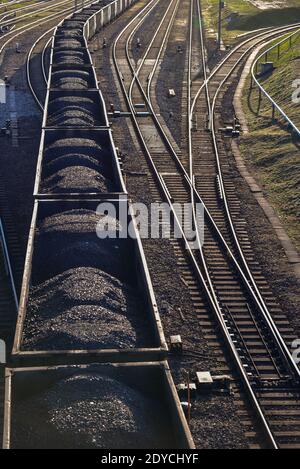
[113,0,300,449]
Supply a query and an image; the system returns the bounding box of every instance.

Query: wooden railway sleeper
[246,303,285,381]
[224,305,260,378]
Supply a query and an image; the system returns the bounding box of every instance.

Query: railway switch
[196,371,214,392]
[177,383,197,400]
[170,335,183,353]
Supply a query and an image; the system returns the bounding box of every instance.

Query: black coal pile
[41,137,114,193]
[22,267,152,350]
[52,70,91,89]
[62,20,84,29]
[44,137,110,164]
[48,108,96,126]
[42,166,114,193]
[55,39,84,49]
[56,78,88,90]
[33,209,129,282]
[56,30,82,38]
[12,372,170,448]
[22,305,138,350]
[48,96,98,123]
[44,153,107,177]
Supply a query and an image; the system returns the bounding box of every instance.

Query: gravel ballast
[12,371,171,448]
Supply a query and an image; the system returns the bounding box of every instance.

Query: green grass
[240,36,300,249]
[201,0,300,43]
[256,33,300,128]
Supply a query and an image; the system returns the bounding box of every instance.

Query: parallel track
[113,0,300,449]
[26,0,100,110]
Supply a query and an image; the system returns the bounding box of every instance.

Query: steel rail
[123,1,300,383]
[0,0,63,23]
[127,0,176,109]
[0,0,74,28]
[26,0,103,109]
[112,0,279,449]
[188,14,300,381]
[251,28,300,136]
[0,218,18,310]
[0,0,78,57]
[207,24,300,380]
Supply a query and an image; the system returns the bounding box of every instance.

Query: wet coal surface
[51,70,92,89]
[44,153,106,176]
[12,368,173,448]
[44,137,108,160]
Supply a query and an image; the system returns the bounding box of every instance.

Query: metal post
[272,104,275,121]
[217,0,222,50]
[277,43,280,60]
[250,76,253,90]
[258,87,262,113]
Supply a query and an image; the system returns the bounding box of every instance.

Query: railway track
[188,2,300,449]
[26,0,99,110]
[0,181,23,445]
[112,0,300,449]
[27,28,53,110]
[0,0,92,63]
